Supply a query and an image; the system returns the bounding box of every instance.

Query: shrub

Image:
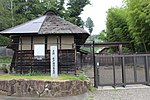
[0,65,8,73]
[78,71,88,80]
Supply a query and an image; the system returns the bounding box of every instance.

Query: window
[34,44,45,60]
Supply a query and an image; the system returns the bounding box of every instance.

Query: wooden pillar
[119,44,123,54]
[31,36,33,50]
[57,36,60,74]
[112,56,116,88]
[45,36,48,73]
[45,36,47,57]
[74,43,77,75]
[80,53,83,69]
[145,55,149,85]
[121,56,126,87]
[57,36,59,49]
[74,35,77,75]
[133,55,137,83]
[93,41,98,88]
[31,36,33,73]
[20,36,23,74]
[59,36,61,50]
[58,36,61,74]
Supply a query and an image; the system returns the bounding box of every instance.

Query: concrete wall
[0,46,14,56]
[19,35,74,50]
[0,79,90,97]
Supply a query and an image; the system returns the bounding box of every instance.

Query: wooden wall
[19,35,74,50]
[11,50,76,74]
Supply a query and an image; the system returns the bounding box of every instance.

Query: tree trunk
[142,38,147,53]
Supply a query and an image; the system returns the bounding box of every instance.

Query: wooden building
[0,11,89,74]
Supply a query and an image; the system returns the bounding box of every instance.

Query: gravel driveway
[88,84,150,100]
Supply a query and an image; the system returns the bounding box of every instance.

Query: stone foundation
[0,79,90,97]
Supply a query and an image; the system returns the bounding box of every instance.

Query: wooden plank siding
[11,49,76,74]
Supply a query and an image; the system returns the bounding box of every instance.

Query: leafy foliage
[0,0,13,31]
[77,71,88,80]
[105,7,132,52]
[0,35,11,46]
[99,30,107,42]
[106,7,131,42]
[126,0,150,52]
[0,66,8,73]
[104,0,150,53]
[66,0,90,27]
[0,0,90,45]
[85,17,94,34]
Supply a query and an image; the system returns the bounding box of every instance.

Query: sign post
[50,46,58,78]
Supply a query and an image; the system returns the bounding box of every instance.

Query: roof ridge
[38,15,48,34]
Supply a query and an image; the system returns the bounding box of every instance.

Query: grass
[0,57,88,81]
[0,74,85,81]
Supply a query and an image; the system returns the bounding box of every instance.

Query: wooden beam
[20,36,23,74]
[31,36,33,50]
[119,44,123,54]
[31,36,33,73]
[45,36,47,56]
[84,42,129,47]
[59,35,61,50]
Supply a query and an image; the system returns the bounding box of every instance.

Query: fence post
[97,67,100,86]
[121,56,126,87]
[145,55,149,85]
[112,56,116,88]
[133,55,137,83]
[93,41,98,88]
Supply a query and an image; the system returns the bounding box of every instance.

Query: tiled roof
[39,14,87,34]
[0,11,89,35]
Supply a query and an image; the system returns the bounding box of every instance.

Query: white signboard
[50,46,58,78]
[34,44,45,56]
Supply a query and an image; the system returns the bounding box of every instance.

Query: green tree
[0,35,11,46]
[0,0,90,45]
[66,0,90,27]
[12,0,90,27]
[13,0,47,25]
[0,0,12,31]
[0,0,90,29]
[106,7,131,42]
[125,0,150,52]
[85,17,94,34]
[105,0,150,52]
[0,0,11,45]
[105,7,132,52]
[99,30,107,42]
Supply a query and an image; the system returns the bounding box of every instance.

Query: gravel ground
[1,84,150,100]
[89,85,150,100]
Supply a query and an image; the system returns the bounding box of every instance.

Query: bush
[78,71,88,80]
[0,65,8,73]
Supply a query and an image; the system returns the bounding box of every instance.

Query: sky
[80,0,123,35]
